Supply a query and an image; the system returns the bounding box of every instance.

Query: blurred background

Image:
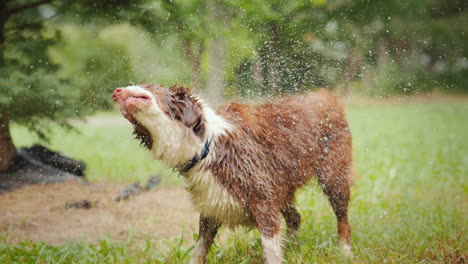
[0,1,466,263]
[1,0,466,136]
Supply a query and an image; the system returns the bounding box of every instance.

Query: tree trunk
[0,117,17,171]
[252,55,263,88]
[0,1,8,65]
[206,0,228,105]
[377,38,389,72]
[206,38,226,105]
[161,0,203,91]
[341,48,363,97]
[265,22,281,94]
[0,4,16,172]
[182,39,203,92]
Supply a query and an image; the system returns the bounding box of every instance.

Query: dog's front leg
[252,202,284,264]
[190,215,220,264]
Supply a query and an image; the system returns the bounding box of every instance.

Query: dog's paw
[341,244,354,258]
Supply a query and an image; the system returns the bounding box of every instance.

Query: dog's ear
[170,84,191,99]
[167,85,203,135]
[142,83,157,89]
[169,84,190,116]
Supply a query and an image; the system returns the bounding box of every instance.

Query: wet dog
[112,84,353,263]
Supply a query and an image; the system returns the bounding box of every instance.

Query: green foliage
[0,14,71,137]
[327,0,468,94]
[364,59,433,96]
[50,24,134,112]
[99,24,191,85]
[0,0,142,138]
[3,102,467,263]
[230,0,336,96]
[225,0,468,95]
[2,0,467,140]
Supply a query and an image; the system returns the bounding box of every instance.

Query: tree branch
[8,0,54,15]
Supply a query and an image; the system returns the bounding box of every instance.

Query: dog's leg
[316,167,352,256]
[190,215,220,264]
[252,202,283,264]
[281,203,301,239]
[315,132,353,256]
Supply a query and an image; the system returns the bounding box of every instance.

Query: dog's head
[112,84,206,166]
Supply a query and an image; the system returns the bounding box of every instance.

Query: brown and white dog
[112,84,353,263]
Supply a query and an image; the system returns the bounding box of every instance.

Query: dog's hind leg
[281,203,301,239]
[190,215,220,264]
[315,131,353,256]
[316,160,353,256]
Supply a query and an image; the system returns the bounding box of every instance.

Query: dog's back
[210,90,352,206]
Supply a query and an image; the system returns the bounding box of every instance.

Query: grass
[11,116,180,185]
[1,102,467,263]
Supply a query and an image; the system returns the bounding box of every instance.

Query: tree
[227,0,467,97]
[157,0,209,92]
[0,0,60,170]
[228,0,335,96]
[134,0,236,103]
[0,0,142,171]
[321,0,468,95]
[1,0,466,173]
[205,0,233,105]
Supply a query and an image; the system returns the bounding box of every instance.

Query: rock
[65,199,97,209]
[144,175,161,190]
[0,145,85,194]
[115,174,161,202]
[18,144,86,177]
[115,183,142,202]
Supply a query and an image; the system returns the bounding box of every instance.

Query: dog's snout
[113,88,129,101]
[112,89,119,101]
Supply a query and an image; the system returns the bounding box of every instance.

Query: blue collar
[179,139,211,173]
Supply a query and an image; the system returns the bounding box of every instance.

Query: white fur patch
[182,101,248,227]
[341,243,354,258]
[126,85,203,167]
[184,170,250,227]
[127,85,244,226]
[199,100,233,138]
[190,237,206,264]
[261,232,283,264]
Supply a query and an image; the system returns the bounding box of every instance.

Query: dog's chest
[184,170,251,227]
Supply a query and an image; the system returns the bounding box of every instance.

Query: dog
[112,84,353,263]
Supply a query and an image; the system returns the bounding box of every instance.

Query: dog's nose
[113,88,129,101]
[112,89,119,101]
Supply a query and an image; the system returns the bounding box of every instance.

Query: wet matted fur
[112,84,353,264]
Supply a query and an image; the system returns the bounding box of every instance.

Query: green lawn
[11,116,180,185]
[1,102,467,263]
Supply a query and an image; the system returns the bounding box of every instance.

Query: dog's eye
[193,120,202,134]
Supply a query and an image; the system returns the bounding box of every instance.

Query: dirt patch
[0,181,198,245]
